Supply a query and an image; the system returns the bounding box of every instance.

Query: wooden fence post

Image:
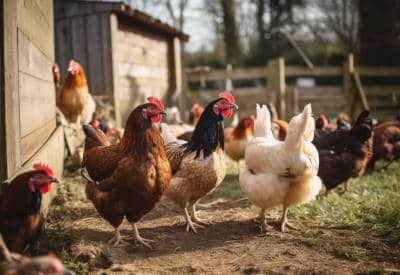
[343,53,354,115]
[267,58,286,120]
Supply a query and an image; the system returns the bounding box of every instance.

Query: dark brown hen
[313,111,373,192]
[81,97,171,249]
[0,165,59,253]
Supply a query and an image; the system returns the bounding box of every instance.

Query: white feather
[245,104,318,178]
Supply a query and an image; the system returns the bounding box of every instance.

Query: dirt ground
[44,172,400,275]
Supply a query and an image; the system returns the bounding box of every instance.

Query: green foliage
[291,161,400,244]
[216,159,400,245]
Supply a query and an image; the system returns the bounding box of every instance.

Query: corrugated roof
[59,0,189,41]
[112,3,189,42]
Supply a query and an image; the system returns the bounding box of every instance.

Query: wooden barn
[54,0,189,127]
[0,0,64,196]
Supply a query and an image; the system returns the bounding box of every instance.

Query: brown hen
[0,164,59,253]
[81,96,171,249]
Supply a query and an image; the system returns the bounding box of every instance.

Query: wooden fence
[183,55,400,121]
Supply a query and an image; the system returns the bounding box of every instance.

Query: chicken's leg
[189,204,211,226]
[184,207,204,233]
[108,228,126,246]
[258,208,270,231]
[122,223,154,249]
[280,206,298,232]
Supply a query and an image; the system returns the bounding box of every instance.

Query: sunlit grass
[215,159,400,245]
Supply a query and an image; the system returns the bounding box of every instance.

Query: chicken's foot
[280,206,300,232]
[190,204,212,226]
[258,208,270,231]
[123,224,154,250]
[108,228,127,246]
[184,208,204,233]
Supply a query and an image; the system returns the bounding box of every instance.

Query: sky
[128,0,216,52]
[125,0,327,53]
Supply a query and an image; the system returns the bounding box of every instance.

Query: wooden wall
[2,0,63,181]
[54,0,115,95]
[113,20,170,126]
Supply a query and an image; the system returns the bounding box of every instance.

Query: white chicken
[240,104,321,232]
[245,104,318,179]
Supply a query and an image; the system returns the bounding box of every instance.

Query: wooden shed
[54,0,189,127]
[0,0,64,187]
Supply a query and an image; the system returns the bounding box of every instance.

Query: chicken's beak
[160,111,167,116]
[50,177,60,184]
[230,103,239,110]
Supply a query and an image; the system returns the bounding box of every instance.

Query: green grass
[213,159,400,264]
[291,161,400,244]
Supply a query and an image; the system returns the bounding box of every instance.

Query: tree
[306,0,359,54]
[358,0,400,66]
[221,0,243,66]
[165,0,190,31]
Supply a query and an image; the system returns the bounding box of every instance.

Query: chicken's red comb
[147,96,164,110]
[191,103,201,113]
[319,114,327,119]
[218,91,235,104]
[249,114,256,121]
[33,163,54,177]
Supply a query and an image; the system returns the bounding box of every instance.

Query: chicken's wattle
[38,183,51,194]
[221,108,233,118]
[151,114,161,123]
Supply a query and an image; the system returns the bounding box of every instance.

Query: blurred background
[2,0,400,179]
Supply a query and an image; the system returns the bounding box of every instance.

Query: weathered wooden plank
[117,43,169,67]
[3,0,21,177]
[119,77,169,90]
[286,66,342,77]
[118,63,169,79]
[287,86,342,94]
[20,118,56,163]
[70,16,88,68]
[117,25,168,54]
[268,58,286,119]
[0,0,5,181]
[18,30,53,82]
[56,19,75,83]
[54,0,120,19]
[186,66,266,82]
[86,14,103,93]
[168,37,182,105]
[99,13,113,93]
[364,86,400,96]
[16,0,54,59]
[358,66,400,77]
[110,14,122,126]
[19,72,55,137]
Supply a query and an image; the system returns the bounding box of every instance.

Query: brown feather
[83,103,171,228]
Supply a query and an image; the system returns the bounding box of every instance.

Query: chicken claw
[184,208,204,233]
[280,206,299,232]
[189,205,212,226]
[108,228,128,246]
[124,223,154,250]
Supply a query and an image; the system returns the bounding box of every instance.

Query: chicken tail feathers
[82,124,109,149]
[254,104,274,139]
